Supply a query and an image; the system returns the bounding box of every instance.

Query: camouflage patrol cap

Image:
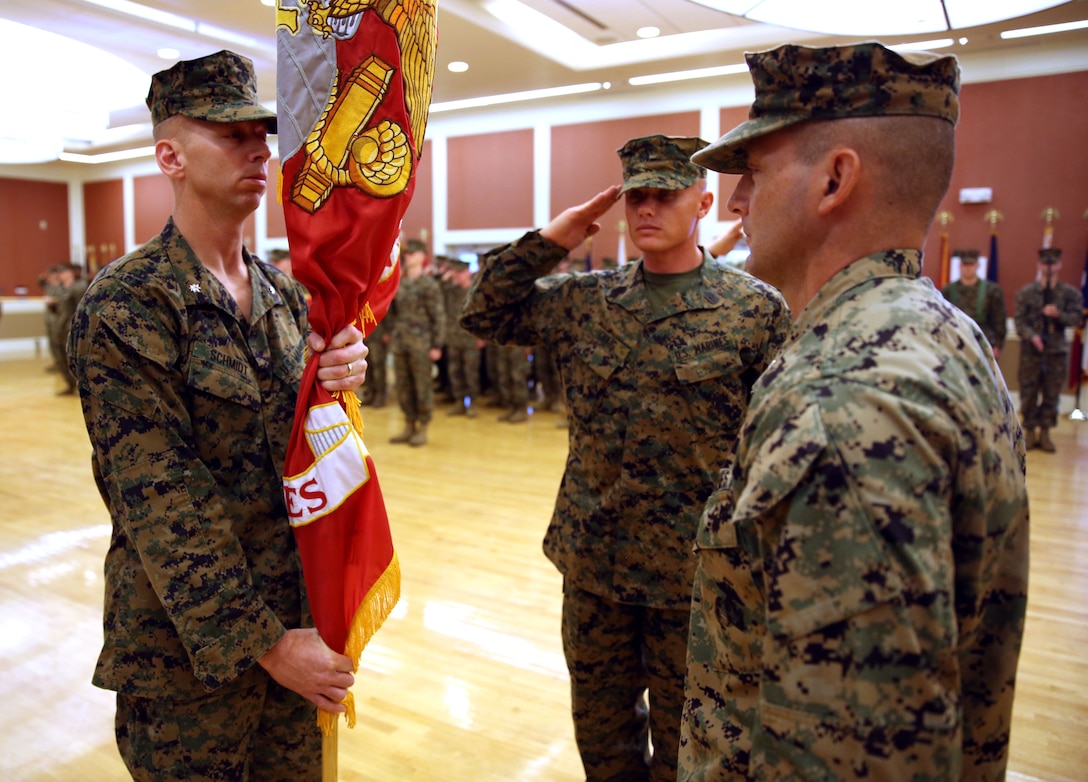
[446,259,471,271]
[956,248,980,263]
[617,135,709,194]
[693,42,960,174]
[1039,248,1062,264]
[147,50,277,132]
[403,239,428,255]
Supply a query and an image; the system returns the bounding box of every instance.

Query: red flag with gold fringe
[276,0,436,735]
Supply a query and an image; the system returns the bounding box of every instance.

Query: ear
[155,138,184,180]
[816,147,860,216]
[697,189,714,219]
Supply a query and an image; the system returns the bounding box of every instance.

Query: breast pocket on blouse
[674,347,750,442]
[186,351,261,411]
[568,326,631,418]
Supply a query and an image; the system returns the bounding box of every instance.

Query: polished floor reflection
[2,355,1087,781]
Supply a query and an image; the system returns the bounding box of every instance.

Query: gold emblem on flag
[284,0,436,214]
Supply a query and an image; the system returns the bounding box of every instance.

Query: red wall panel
[448,130,533,231]
[0,177,70,295]
[83,179,124,273]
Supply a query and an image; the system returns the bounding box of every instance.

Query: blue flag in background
[987,230,999,283]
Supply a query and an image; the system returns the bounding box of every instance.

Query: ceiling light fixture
[636,27,661,39]
[629,63,748,86]
[448,61,470,72]
[686,0,1069,36]
[1001,18,1088,39]
[80,0,259,48]
[430,82,604,113]
[0,18,147,164]
[887,38,956,51]
[59,146,157,165]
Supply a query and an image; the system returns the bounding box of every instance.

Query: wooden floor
[1,355,1086,781]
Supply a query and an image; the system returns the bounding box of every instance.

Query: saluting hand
[541,185,622,251]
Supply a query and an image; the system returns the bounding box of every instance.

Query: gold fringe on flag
[317,551,402,735]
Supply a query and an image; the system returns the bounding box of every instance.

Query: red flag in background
[938,224,951,288]
[276,0,436,734]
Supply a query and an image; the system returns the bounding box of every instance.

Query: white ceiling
[1,0,1087,160]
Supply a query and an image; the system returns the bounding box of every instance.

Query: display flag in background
[987,228,999,283]
[276,0,437,734]
[1078,241,1088,385]
[938,224,951,289]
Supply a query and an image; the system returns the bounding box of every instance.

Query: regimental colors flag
[276,0,437,733]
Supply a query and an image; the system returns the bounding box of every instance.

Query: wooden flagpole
[322,719,338,782]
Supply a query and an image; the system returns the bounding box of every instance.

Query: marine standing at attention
[462,134,791,782]
[679,42,1030,781]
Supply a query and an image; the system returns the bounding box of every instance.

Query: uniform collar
[162,218,284,320]
[794,249,922,337]
[605,248,726,318]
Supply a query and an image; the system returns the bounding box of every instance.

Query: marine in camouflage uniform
[387,239,446,445]
[442,259,482,415]
[462,135,790,782]
[53,263,89,394]
[361,316,390,407]
[940,248,1007,354]
[1013,248,1084,452]
[67,50,364,781]
[495,343,532,422]
[681,42,1030,781]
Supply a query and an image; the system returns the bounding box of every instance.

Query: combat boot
[465,402,478,418]
[390,421,415,444]
[505,407,528,424]
[1038,427,1056,453]
[447,401,467,416]
[409,422,429,447]
[371,391,386,409]
[1024,428,1038,449]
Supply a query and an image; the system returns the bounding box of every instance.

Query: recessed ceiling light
[430,82,604,113]
[629,63,748,86]
[447,61,469,73]
[1001,19,1088,39]
[887,38,955,51]
[636,26,660,39]
[157,48,180,60]
[260,0,276,6]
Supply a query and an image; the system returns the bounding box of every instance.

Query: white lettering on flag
[284,401,371,528]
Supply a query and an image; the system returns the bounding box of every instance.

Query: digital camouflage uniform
[68,218,320,780]
[442,265,482,412]
[66,51,316,781]
[54,269,89,392]
[681,42,1030,781]
[941,254,1007,352]
[362,316,390,406]
[681,252,1029,781]
[387,272,445,426]
[1013,260,1083,432]
[495,343,531,419]
[462,224,790,780]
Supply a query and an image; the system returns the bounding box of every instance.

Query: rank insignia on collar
[189,283,201,293]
